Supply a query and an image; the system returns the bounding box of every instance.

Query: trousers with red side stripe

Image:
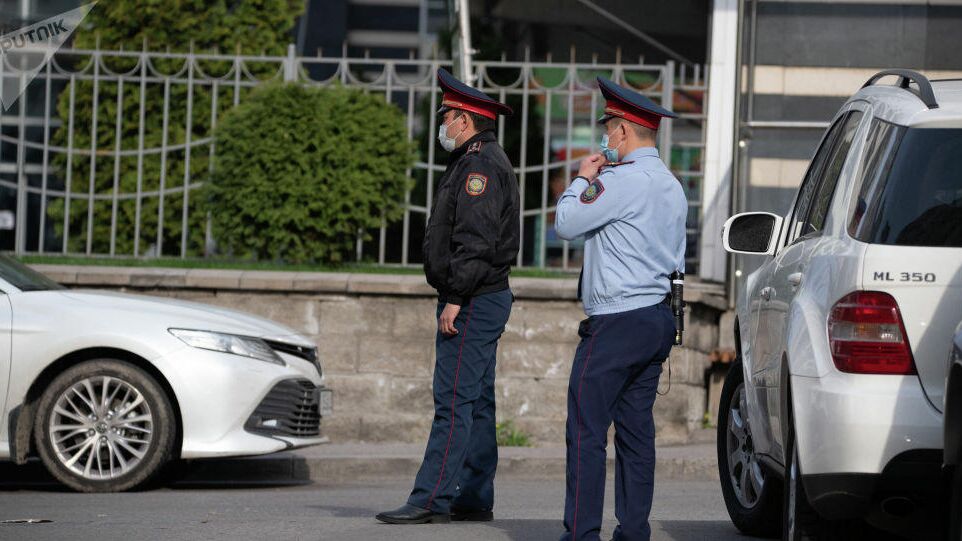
[408,288,513,514]
[561,302,675,541]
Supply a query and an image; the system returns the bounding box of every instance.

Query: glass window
[849,120,900,236]
[854,126,962,247]
[0,255,64,291]
[786,114,847,243]
[804,110,863,236]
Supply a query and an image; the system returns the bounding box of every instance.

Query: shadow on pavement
[654,520,744,540]
[0,461,65,492]
[493,519,744,541]
[0,456,313,492]
[494,519,562,541]
[304,504,380,518]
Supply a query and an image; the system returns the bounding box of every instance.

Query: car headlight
[169,329,284,366]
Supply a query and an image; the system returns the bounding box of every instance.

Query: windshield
[0,255,65,292]
[851,125,962,247]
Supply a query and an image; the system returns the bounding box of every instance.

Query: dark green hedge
[203,83,416,264]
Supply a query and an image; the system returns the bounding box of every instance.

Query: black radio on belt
[669,271,685,346]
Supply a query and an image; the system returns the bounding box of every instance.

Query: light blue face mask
[600,132,622,162]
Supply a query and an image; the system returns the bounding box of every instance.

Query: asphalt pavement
[0,477,742,541]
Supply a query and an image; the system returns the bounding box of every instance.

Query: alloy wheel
[727,383,765,508]
[48,376,154,480]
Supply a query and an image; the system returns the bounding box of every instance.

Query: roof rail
[862,69,939,109]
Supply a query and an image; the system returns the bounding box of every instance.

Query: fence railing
[0,44,706,271]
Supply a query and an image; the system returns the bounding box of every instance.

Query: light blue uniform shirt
[555,147,687,316]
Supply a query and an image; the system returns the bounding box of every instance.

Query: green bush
[47,1,304,256]
[202,83,416,264]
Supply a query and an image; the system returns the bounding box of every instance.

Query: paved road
[0,478,743,541]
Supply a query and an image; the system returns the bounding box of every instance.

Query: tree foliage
[203,83,415,264]
[47,1,304,256]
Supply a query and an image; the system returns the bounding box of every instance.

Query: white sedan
[0,255,331,492]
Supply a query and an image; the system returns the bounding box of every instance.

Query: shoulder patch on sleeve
[579,179,605,204]
[465,173,488,196]
[466,141,484,154]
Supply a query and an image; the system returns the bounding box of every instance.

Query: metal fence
[0,44,706,271]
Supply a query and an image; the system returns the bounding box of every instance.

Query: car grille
[245,379,321,438]
[264,340,321,378]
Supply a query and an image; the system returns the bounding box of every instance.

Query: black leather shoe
[375,504,451,525]
[451,508,494,522]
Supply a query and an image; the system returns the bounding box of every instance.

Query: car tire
[950,465,962,541]
[34,359,176,493]
[783,418,820,541]
[717,358,781,538]
[783,402,877,541]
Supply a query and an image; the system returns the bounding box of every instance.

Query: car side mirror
[722,212,783,256]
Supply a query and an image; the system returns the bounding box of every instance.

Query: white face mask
[437,115,464,152]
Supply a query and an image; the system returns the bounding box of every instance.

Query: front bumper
[155,345,332,458]
[245,379,333,438]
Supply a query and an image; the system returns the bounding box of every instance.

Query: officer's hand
[439,303,461,336]
[578,153,605,179]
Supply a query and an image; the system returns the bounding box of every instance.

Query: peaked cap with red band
[596,76,677,130]
[437,68,513,120]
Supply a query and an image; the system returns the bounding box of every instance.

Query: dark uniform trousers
[561,302,675,541]
[408,288,513,513]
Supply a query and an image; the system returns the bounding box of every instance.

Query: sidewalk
[181,441,719,485]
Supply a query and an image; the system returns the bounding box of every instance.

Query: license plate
[315,388,333,416]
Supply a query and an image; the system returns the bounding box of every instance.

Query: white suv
[716,70,962,540]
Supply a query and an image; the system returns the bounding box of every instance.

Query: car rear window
[850,124,962,247]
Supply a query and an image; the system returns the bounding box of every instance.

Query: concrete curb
[182,445,720,485]
[0,445,719,487]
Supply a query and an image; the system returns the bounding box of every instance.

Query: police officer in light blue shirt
[555,77,687,541]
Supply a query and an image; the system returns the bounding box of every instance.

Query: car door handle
[788,272,803,287]
[760,287,773,301]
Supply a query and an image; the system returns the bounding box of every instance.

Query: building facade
[3,0,961,290]
[702,0,962,285]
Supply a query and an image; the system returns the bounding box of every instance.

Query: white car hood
[56,289,311,345]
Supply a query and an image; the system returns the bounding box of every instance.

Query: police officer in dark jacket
[376,68,519,525]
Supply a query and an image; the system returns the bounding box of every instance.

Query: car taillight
[828,291,916,375]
